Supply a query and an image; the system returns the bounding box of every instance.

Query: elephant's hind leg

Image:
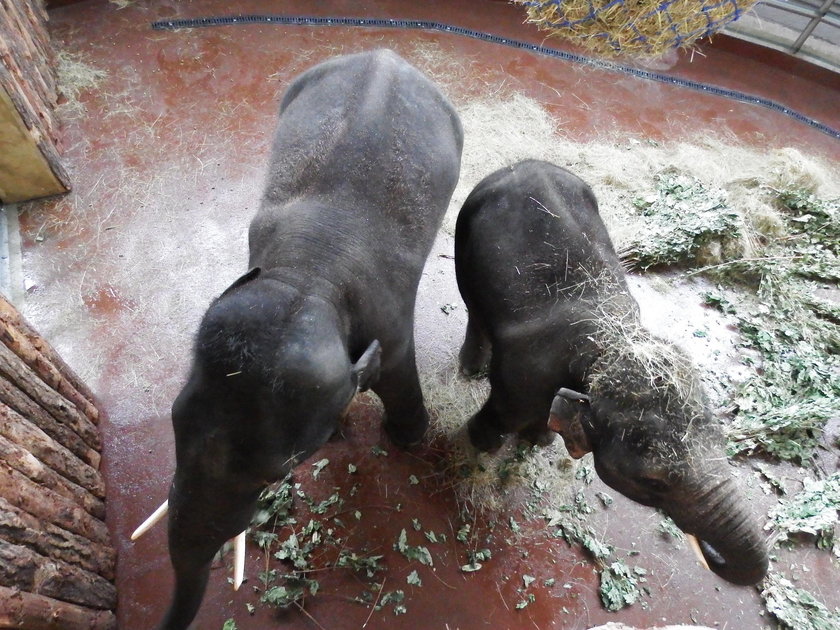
[459,314,491,378]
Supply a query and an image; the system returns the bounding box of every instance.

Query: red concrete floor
[14,1,840,629]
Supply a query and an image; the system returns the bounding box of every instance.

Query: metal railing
[725,0,840,72]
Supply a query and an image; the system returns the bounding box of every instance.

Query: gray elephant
[148,50,463,629]
[454,159,768,586]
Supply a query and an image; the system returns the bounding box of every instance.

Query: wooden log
[0,9,55,113]
[0,311,99,425]
[0,497,115,580]
[0,403,104,498]
[0,379,100,469]
[0,0,70,199]
[1,463,109,545]
[0,585,116,630]
[0,342,100,451]
[0,541,116,610]
[0,295,97,410]
[0,79,68,202]
[0,1,59,124]
[0,25,56,142]
[0,435,104,519]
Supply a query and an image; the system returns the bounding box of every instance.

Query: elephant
[454,159,768,586]
[143,49,463,629]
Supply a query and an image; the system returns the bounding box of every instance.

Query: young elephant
[145,50,463,629]
[455,159,768,586]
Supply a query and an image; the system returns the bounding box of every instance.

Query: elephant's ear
[220,267,262,297]
[351,340,381,393]
[547,388,593,459]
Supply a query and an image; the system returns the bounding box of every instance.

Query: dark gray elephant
[454,159,768,586]
[153,50,463,629]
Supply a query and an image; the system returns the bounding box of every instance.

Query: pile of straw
[514,0,759,57]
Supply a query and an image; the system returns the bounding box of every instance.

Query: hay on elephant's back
[514,0,759,57]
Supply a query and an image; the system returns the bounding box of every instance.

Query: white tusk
[686,534,711,571]
[131,499,169,541]
[233,530,246,590]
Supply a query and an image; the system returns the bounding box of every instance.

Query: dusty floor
[13,0,840,628]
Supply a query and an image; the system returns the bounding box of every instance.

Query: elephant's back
[455,160,627,323]
[260,49,463,226]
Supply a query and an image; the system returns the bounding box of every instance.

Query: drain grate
[151,14,840,141]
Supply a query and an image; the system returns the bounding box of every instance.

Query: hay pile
[514,0,759,57]
[421,371,582,513]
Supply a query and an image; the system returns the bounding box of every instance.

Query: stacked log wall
[0,0,70,200]
[0,293,115,630]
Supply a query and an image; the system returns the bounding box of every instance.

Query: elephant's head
[549,342,768,586]
[152,268,382,629]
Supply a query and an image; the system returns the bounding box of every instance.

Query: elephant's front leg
[374,337,428,448]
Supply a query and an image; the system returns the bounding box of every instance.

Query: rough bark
[0,541,117,610]
[0,342,100,451]
[0,0,70,192]
[0,309,99,424]
[0,434,104,519]
[0,585,116,630]
[0,380,100,469]
[0,403,104,498]
[0,497,115,580]
[0,463,110,545]
[0,295,95,405]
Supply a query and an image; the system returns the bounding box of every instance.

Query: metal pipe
[792,0,837,51]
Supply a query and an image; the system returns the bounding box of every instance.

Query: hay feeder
[514,0,759,57]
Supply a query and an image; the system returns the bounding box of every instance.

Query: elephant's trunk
[669,473,768,586]
[158,562,212,630]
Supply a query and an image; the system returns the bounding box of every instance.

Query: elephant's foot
[383,407,429,448]
[518,425,556,448]
[468,414,504,452]
[459,342,490,379]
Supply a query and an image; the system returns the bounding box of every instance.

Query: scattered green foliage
[456,523,471,543]
[694,189,840,464]
[625,179,839,625]
[768,473,840,554]
[761,573,840,630]
[595,491,613,507]
[542,491,649,611]
[335,550,385,578]
[406,570,423,586]
[221,620,238,630]
[515,593,536,610]
[261,576,319,608]
[575,465,595,484]
[311,458,329,479]
[657,515,685,541]
[377,589,407,615]
[623,172,740,270]
[708,284,838,464]
[394,529,434,566]
[249,473,385,612]
[599,561,648,612]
